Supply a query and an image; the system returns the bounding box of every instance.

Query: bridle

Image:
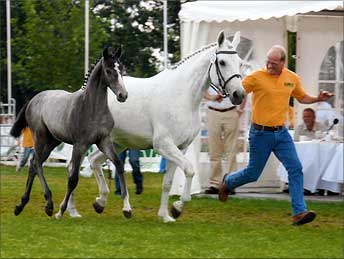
[208,50,242,98]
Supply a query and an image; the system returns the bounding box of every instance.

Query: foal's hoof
[14,205,23,216]
[123,210,132,219]
[45,204,54,217]
[171,205,182,219]
[93,202,105,214]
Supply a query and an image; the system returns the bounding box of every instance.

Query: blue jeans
[115,149,143,192]
[224,126,307,216]
[19,147,34,167]
[159,157,167,173]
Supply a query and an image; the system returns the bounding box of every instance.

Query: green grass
[1,165,343,258]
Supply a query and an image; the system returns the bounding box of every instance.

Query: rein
[208,50,242,98]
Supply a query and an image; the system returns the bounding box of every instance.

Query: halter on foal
[10,47,132,219]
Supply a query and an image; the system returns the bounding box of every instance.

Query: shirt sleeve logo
[284,82,294,87]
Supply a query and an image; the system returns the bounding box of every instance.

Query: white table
[278,141,343,193]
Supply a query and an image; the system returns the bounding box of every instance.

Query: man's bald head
[266,45,286,75]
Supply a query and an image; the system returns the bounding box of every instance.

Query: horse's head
[102,46,128,103]
[208,31,245,105]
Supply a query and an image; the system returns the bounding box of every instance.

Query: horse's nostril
[233,91,239,100]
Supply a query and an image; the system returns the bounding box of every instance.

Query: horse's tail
[10,102,29,138]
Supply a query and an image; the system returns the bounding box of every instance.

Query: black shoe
[304,189,315,196]
[114,189,121,196]
[135,182,143,195]
[229,189,236,195]
[205,187,219,194]
[318,189,339,196]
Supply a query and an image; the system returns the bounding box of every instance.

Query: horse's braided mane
[80,57,101,90]
[169,42,217,70]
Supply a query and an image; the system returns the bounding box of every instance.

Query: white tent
[179,0,343,123]
[169,1,343,195]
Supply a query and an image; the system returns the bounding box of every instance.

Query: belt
[253,123,284,131]
[208,106,236,112]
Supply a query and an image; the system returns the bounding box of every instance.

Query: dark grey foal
[10,47,132,219]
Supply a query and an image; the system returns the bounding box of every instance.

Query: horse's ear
[231,31,241,50]
[217,30,225,46]
[103,46,111,59]
[114,46,122,60]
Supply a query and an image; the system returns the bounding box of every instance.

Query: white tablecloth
[277,141,343,193]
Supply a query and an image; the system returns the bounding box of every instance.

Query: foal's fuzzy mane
[169,42,217,70]
[80,58,101,90]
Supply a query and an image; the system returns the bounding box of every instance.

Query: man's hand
[318,91,334,102]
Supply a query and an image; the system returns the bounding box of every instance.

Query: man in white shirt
[294,108,326,141]
[203,88,242,194]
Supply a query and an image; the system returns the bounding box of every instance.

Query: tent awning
[179,1,343,23]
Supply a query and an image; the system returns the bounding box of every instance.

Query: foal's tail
[10,102,29,138]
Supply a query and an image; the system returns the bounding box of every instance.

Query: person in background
[218,45,334,226]
[16,127,34,173]
[294,108,326,141]
[159,156,167,174]
[203,88,242,195]
[288,97,294,129]
[114,149,143,195]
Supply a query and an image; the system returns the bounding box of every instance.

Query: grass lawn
[0,165,343,258]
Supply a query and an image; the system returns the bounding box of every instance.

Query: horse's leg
[34,138,61,216]
[66,192,82,218]
[154,140,195,222]
[96,137,132,218]
[88,149,109,213]
[14,155,37,215]
[55,145,84,220]
[158,162,178,223]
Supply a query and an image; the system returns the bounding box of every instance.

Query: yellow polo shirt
[21,127,34,148]
[243,68,306,127]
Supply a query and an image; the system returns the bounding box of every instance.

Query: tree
[93,0,181,77]
[0,0,182,111]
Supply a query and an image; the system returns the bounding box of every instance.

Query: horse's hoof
[14,205,23,216]
[55,212,62,220]
[162,215,176,223]
[171,205,182,219]
[93,202,104,214]
[45,204,54,217]
[123,210,132,219]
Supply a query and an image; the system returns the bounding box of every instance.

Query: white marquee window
[317,41,343,128]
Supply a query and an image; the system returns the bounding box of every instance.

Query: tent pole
[6,0,12,105]
[85,0,89,75]
[163,0,168,68]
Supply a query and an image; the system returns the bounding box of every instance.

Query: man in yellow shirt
[16,127,34,172]
[219,45,334,226]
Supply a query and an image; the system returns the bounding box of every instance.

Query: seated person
[283,108,327,195]
[294,108,326,141]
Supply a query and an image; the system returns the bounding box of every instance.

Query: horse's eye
[219,60,225,66]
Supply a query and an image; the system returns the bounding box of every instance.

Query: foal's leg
[154,139,195,222]
[34,139,61,216]
[66,155,84,218]
[55,145,84,220]
[14,155,37,215]
[88,149,109,213]
[96,137,132,218]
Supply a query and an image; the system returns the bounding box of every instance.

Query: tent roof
[179,1,343,23]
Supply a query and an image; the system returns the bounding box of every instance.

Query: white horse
[73,31,245,222]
